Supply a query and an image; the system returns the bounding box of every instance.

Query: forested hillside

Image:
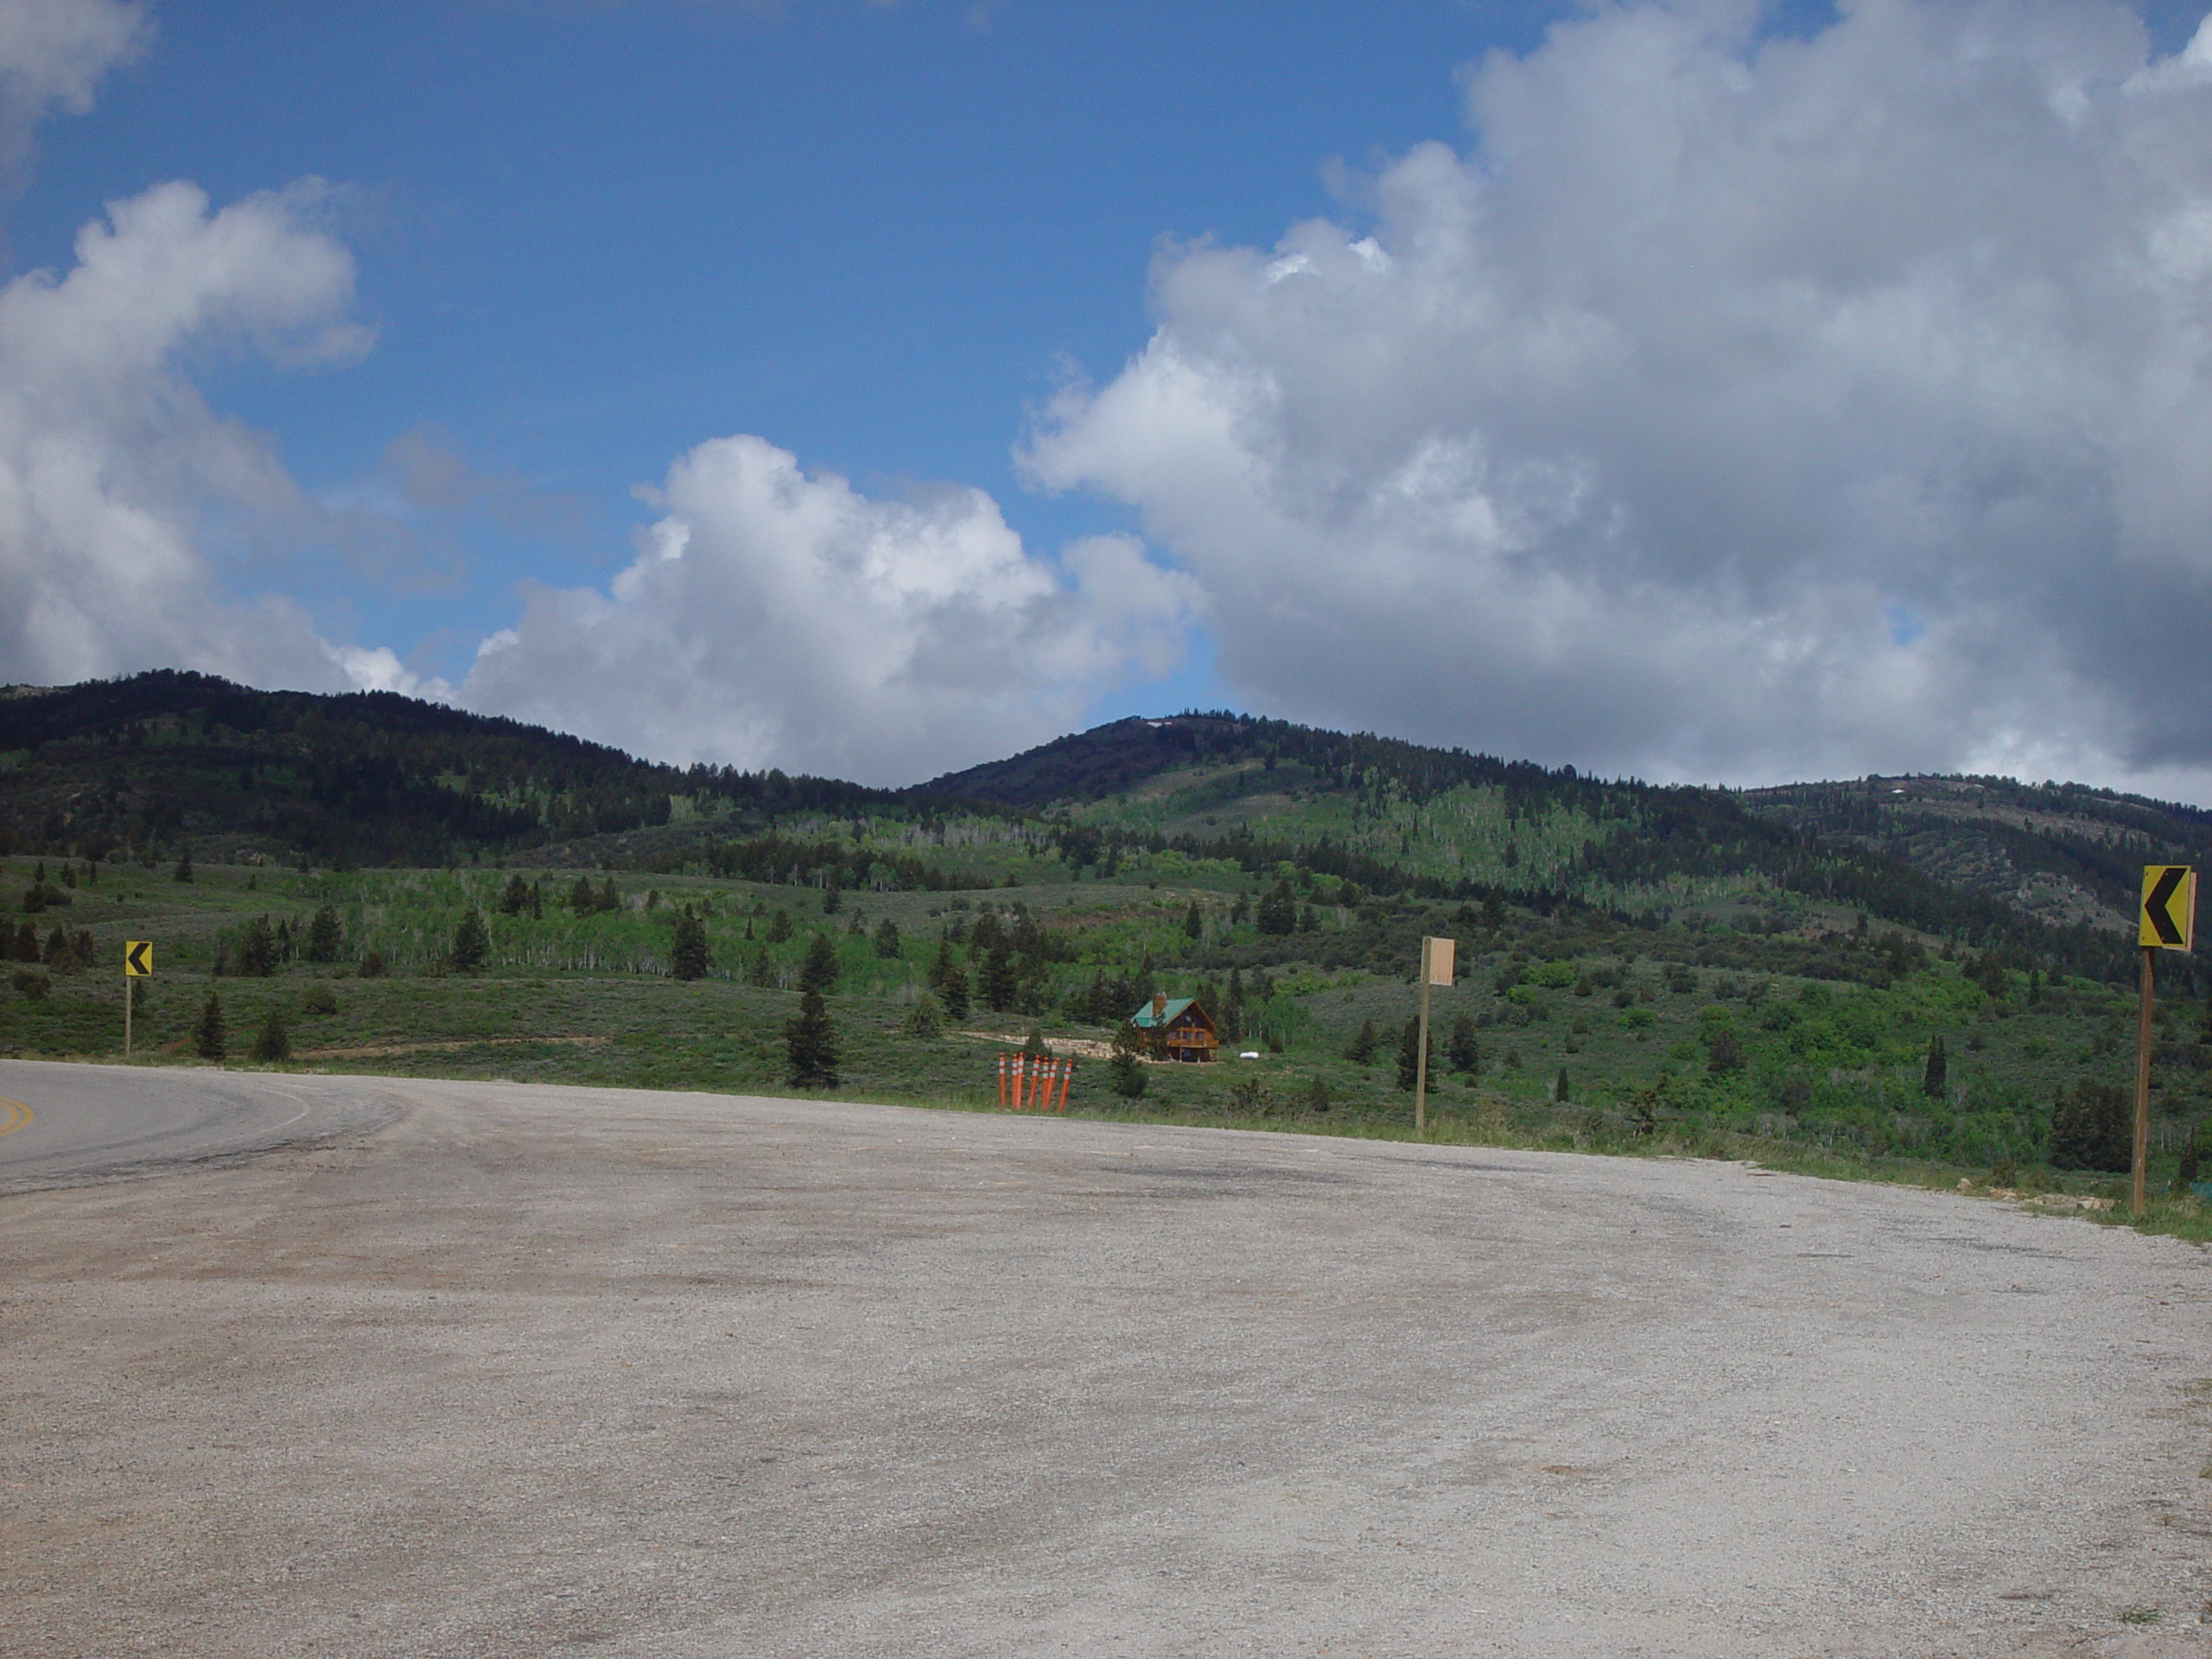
[4,677,2208,994]
[0,671,893,868]
[11,676,2212,1194]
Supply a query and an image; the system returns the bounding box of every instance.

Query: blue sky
[9,0,2212,797]
[12,0,1541,717]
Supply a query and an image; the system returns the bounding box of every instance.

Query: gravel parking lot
[5,1069,2212,1656]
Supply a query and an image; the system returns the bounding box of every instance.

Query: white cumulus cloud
[460,433,1199,783]
[1024,0,2212,796]
[0,177,380,692]
[0,0,148,183]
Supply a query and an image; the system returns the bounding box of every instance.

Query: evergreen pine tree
[173,849,193,884]
[251,1011,290,1063]
[798,932,840,995]
[872,918,901,958]
[784,988,839,1087]
[1346,1018,1379,1064]
[981,941,1018,1012]
[1447,1013,1481,1074]
[670,911,710,981]
[307,904,342,963]
[1109,1048,1147,1098]
[450,911,489,974]
[766,909,794,944]
[1255,878,1297,936]
[497,874,532,916]
[194,993,227,1060]
[1184,900,1204,939]
[2050,1079,2130,1171]
[1922,1035,1948,1099]
[1395,1017,1427,1091]
[1306,1076,1331,1114]
[239,916,277,978]
[1554,1065,1571,1103]
[938,962,970,1022]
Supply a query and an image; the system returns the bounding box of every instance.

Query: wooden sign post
[1415,936,1454,1135]
[122,940,153,1058]
[2134,867,2196,1211]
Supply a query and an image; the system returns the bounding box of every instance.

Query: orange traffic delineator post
[996,1053,1075,1112]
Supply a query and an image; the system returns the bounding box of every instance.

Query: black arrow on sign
[2145,867,2189,946]
[124,941,151,976]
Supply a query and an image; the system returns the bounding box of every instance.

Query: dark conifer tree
[670,910,710,981]
[938,961,970,1022]
[798,931,840,995]
[239,916,276,978]
[980,941,1019,1012]
[251,1011,291,1063]
[1921,1035,1948,1100]
[1109,1048,1147,1098]
[2049,1080,2129,1171]
[1346,1018,1378,1064]
[307,904,342,963]
[784,988,839,1087]
[450,911,489,974]
[194,992,226,1060]
[1395,1017,1429,1091]
[1447,1013,1481,1075]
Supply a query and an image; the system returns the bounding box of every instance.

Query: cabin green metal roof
[1129,997,1197,1028]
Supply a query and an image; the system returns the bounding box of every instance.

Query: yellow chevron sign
[2139,867,2196,950]
[123,940,153,976]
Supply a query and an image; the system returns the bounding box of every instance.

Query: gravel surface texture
[3,1066,2211,1656]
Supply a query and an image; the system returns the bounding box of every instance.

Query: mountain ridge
[3,672,2206,990]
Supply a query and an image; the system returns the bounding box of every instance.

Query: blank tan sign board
[1424,937,1454,986]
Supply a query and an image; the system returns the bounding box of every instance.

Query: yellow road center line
[0,1096,32,1138]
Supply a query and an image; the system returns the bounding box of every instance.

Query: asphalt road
[4,1066,2212,1657]
[0,1058,397,1193]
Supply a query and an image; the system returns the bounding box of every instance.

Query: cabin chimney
[1152,994,1166,1023]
